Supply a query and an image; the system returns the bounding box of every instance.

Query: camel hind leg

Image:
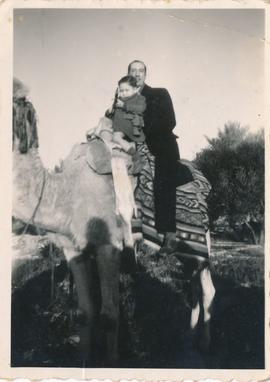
[200,230,216,351]
[199,265,215,352]
[184,257,202,345]
[190,269,201,338]
[187,230,216,352]
[197,230,216,352]
[188,260,215,353]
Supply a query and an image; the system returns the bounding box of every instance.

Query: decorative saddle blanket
[84,136,211,260]
[132,143,212,261]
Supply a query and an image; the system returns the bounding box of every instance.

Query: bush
[194,122,264,244]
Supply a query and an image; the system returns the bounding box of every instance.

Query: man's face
[129,62,146,88]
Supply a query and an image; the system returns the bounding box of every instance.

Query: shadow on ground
[11,241,264,369]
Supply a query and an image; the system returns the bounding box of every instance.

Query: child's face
[118,82,137,99]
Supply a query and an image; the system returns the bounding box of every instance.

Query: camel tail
[86,217,111,249]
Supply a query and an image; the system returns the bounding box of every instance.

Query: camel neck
[13,149,47,221]
[13,148,71,235]
[13,148,45,178]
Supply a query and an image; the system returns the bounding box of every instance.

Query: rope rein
[20,171,56,305]
[22,170,47,235]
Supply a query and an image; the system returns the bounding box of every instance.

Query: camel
[12,79,123,365]
[12,78,216,364]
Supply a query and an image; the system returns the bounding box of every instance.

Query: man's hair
[128,60,147,74]
[118,75,138,88]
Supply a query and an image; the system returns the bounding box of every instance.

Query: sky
[13,8,265,169]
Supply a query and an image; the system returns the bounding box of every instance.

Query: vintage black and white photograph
[2,2,267,377]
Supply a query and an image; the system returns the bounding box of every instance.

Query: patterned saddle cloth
[86,137,145,175]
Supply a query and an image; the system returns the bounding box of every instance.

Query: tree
[194,122,264,244]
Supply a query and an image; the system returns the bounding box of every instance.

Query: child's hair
[118,75,138,88]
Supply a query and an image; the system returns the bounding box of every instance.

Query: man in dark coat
[128,60,181,253]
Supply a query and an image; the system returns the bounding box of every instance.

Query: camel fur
[12,78,216,361]
[12,80,123,364]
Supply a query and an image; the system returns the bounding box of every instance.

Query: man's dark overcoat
[141,84,179,159]
[140,84,180,233]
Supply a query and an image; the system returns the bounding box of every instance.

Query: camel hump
[61,143,88,171]
[58,139,144,176]
[86,139,112,174]
[86,138,145,176]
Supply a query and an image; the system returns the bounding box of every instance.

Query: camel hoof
[100,312,118,331]
[105,356,119,368]
[197,332,211,354]
[190,327,211,354]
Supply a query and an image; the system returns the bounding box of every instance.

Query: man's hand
[116,99,124,108]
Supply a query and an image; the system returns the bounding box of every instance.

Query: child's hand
[107,105,113,114]
[116,99,124,108]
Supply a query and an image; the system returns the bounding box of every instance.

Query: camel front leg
[96,244,121,363]
[68,250,97,366]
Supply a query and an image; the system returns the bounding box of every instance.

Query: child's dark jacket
[113,93,146,142]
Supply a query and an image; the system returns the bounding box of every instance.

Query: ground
[11,236,264,369]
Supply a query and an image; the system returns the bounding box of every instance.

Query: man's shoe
[159,233,179,255]
[127,145,136,155]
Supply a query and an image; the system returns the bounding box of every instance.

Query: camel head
[13,78,39,154]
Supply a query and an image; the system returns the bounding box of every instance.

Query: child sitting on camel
[106,75,146,155]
